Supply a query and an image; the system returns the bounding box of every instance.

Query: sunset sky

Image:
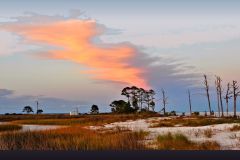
[0,0,240,113]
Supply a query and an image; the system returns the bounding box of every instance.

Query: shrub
[229,125,240,131]
[203,129,214,138]
[0,124,22,132]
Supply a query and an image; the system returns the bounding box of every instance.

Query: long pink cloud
[2,19,149,88]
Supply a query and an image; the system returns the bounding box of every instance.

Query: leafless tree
[203,74,212,115]
[215,79,221,117]
[224,83,232,117]
[230,80,240,118]
[161,88,168,115]
[215,76,224,117]
[188,89,192,116]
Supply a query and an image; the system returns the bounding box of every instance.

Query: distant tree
[110,100,135,113]
[121,87,131,103]
[215,78,221,117]
[22,106,33,114]
[91,104,99,114]
[203,74,212,116]
[37,109,43,114]
[187,89,192,116]
[215,76,224,117]
[230,80,240,118]
[161,88,168,115]
[224,83,232,116]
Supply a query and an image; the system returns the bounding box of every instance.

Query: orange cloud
[3,19,149,88]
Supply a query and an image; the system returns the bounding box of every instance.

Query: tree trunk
[188,90,192,116]
[204,75,211,116]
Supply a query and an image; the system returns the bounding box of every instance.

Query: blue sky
[0,0,240,113]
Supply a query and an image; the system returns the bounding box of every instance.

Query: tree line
[110,75,240,118]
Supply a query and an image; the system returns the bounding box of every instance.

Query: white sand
[88,117,240,150]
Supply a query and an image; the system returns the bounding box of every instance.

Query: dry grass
[155,132,220,150]
[229,125,240,132]
[203,129,214,138]
[0,126,147,150]
[11,113,160,126]
[0,124,22,132]
[149,117,240,127]
[150,122,175,128]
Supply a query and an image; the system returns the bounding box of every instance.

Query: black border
[0,151,239,160]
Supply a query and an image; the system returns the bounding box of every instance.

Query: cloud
[0,89,14,97]
[0,13,200,95]
[1,16,150,88]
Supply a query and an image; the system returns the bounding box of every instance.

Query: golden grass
[149,117,240,127]
[150,122,174,128]
[0,124,22,132]
[155,133,220,150]
[229,125,240,131]
[203,129,214,138]
[11,113,160,126]
[0,126,147,150]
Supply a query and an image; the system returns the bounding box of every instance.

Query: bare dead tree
[161,88,168,115]
[224,83,232,117]
[203,74,212,115]
[231,80,240,118]
[188,89,192,116]
[215,79,221,117]
[215,76,224,117]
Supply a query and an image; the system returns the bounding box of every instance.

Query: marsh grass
[150,117,240,127]
[155,133,220,150]
[0,126,147,150]
[229,125,240,131]
[11,113,160,126]
[150,122,174,128]
[203,129,214,138]
[0,124,22,132]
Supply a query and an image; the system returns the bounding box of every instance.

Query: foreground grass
[0,124,22,132]
[155,133,220,150]
[11,113,160,126]
[150,117,240,127]
[0,126,147,150]
[229,125,240,131]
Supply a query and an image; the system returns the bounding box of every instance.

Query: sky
[0,0,240,113]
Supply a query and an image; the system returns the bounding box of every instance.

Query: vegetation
[90,105,99,114]
[229,125,240,131]
[0,126,147,150]
[110,100,135,113]
[149,117,240,127]
[0,124,22,132]
[22,106,33,114]
[110,86,156,114]
[155,133,220,150]
[36,109,43,114]
[12,113,160,126]
[203,129,214,138]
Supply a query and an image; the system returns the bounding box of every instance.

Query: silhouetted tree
[161,88,168,115]
[148,89,156,111]
[215,78,221,117]
[203,74,212,115]
[110,100,134,113]
[215,76,224,117]
[224,83,232,116]
[91,104,99,114]
[187,89,192,116]
[22,106,33,114]
[37,109,43,114]
[231,80,240,118]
